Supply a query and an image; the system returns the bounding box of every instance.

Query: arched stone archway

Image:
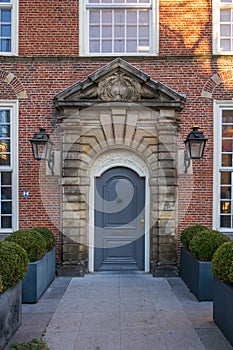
[55,58,186,276]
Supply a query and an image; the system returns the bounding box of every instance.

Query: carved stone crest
[98,72,141,102]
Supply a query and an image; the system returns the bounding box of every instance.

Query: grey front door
[94,167,145,271]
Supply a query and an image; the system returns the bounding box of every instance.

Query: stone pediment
[54,58,186,110]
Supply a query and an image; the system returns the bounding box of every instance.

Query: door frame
[88,150,150,272]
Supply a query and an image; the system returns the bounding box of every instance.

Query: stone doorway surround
[54,58,186,276]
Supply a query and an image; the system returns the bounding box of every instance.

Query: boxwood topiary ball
[189,229,231,261]
[0,241,29,292]
[5,229,47,262]
[34,227,55,252]
[212,241,233,284]
[180,224,209,250]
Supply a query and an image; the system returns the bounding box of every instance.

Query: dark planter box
[0,282,22,349]
[213,277,233,346]
[22,247,56,303]
[180,247,213,301]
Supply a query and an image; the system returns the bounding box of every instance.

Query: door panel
[94,167,145,271]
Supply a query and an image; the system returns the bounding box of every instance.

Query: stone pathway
[5,273,233,350]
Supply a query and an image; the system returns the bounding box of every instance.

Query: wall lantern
[184,126,208,173]
[29,128,54,173]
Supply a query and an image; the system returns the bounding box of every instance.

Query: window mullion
[100,9,102,53]
[112,9,114,53]
[137,10,139,53]
[124,9,126,52]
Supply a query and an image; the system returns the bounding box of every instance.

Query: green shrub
[189,230,231,261]
[0,241,29,292]
[180,224,209,250]
[212,241,233,284]
[6,229,47,262]
[11,337,50,350]
[34,227,55,251]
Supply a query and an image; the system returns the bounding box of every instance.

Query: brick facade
[0,0,232,273]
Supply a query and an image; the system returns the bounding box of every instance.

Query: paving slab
[4,273,233,350]
[75,331,121,350]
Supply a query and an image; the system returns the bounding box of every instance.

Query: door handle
[141,217,145,229]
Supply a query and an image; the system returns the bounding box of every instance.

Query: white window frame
[0,100,18,234]
[213,100,233,232]
[79,0,158,56]
[0,0,18,56]
[213,0,233,54]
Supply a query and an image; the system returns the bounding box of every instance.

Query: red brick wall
[19,0,79,56]
[159,0,212,56]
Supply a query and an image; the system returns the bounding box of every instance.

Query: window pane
[1,38,11,52]
[1,216,11,229]
[221,172,231,185]
[89,40,100,52]
[0,154,10,166]
[222,153,232,166]
[0,143,10,159]
[1,172,11,185]
[102,39,112,52]
[126,40,137,52]
[1,10,11,22]
[0,126,10,138]
[222,110,233,123]
[1,201,11,214]
[139,39,149,50]
[0,110,10,123]
[127,11,137,23]
[114,39,125,51]
[221,186,231,199]
[1,24,11,37]
[1,186,11,199]
[115,25,124,36]
[220,9,231,22]
[139,25,149,38]
[222,125,233,137]
[115,10,125,23]
[90,10,100,23]
[90,25,100,38]
[102,10,112,23]
[127,26,137,37]
[220,215,231,228]
[221,200,231,213]
[222,139,233,152]
[139,10,149,24]
[221,24,231,36]
[102,25,112,38]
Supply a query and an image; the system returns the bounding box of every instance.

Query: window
[213,0,233,54]
[80,0,158,56]
[0,102,18,233]
[0,0,18,55]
